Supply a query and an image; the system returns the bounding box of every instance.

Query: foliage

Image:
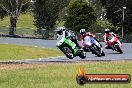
[89,0,105,20]
[33,0,70,39]
[0,0,33,35]
[0,0,31,19]
[90,19,114,33]
[0,8,6,19]
[33,0,70,30]
[100,0,132,34]
[0,13,35,36]
[64,0,96,32]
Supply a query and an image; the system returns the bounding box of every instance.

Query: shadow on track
[107,52,123,54]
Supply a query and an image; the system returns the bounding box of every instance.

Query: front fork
[94,40,103,53]
[117,40,122,47]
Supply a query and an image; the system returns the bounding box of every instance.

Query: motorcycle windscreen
[84,36,95,46]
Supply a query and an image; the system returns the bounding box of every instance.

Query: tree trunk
[9,16,17,35]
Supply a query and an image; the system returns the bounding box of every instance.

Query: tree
[33,0,70,39]
[33,0,70,30]
[0,7,6,19]
[90,19,114,33]
[64,0,96,32]
[89,0,104,19]
[100,0,132,35]
[0,0,33,35]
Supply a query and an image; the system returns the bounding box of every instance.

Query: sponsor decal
[76,68,131,85]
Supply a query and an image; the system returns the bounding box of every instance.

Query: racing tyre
[101,51,105,56]
[115,45,123,54]
[79,52,86,59]
[91,47,101,57]
[62,47,74,59]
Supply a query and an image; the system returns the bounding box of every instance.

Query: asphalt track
[0,37,132,63]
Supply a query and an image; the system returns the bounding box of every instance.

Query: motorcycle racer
[55,27,86,59]
[56,26,81,48]
[80,29,101,48]
[103,28,120,49]
[80,29,105,56]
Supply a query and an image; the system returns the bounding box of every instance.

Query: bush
[64,0,96,32]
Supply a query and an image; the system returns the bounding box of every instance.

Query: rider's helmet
[55,26,65,35]
[105,28,111,34]
[80,29,86,37]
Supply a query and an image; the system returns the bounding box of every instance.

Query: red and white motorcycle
[107,35,123,53]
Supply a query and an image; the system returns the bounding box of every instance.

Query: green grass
[0,44,63,61]
[0,13,36,35]
[0,13,66,36]
[0,61,131,88]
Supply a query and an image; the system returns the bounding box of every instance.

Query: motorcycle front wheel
[115,45,123,54]
[62,47,74,59]
[91,45,101,57]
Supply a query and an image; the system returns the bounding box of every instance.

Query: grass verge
[0,61,132,88]
[0,13,35,35]
[0,44,63,61]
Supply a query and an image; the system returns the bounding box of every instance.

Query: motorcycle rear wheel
[101,51,105,56]
[78,51,86,59]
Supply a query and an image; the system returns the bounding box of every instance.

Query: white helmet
[105,28,110,33]
[56,26,65,31]
[80,29,86,33]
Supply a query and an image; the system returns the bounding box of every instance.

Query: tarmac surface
[0,37,132,63]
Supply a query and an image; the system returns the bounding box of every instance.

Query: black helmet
[80,29,86,37]
[105,28,110,34]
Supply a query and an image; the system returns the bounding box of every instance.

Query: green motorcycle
[56,37,86,59]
